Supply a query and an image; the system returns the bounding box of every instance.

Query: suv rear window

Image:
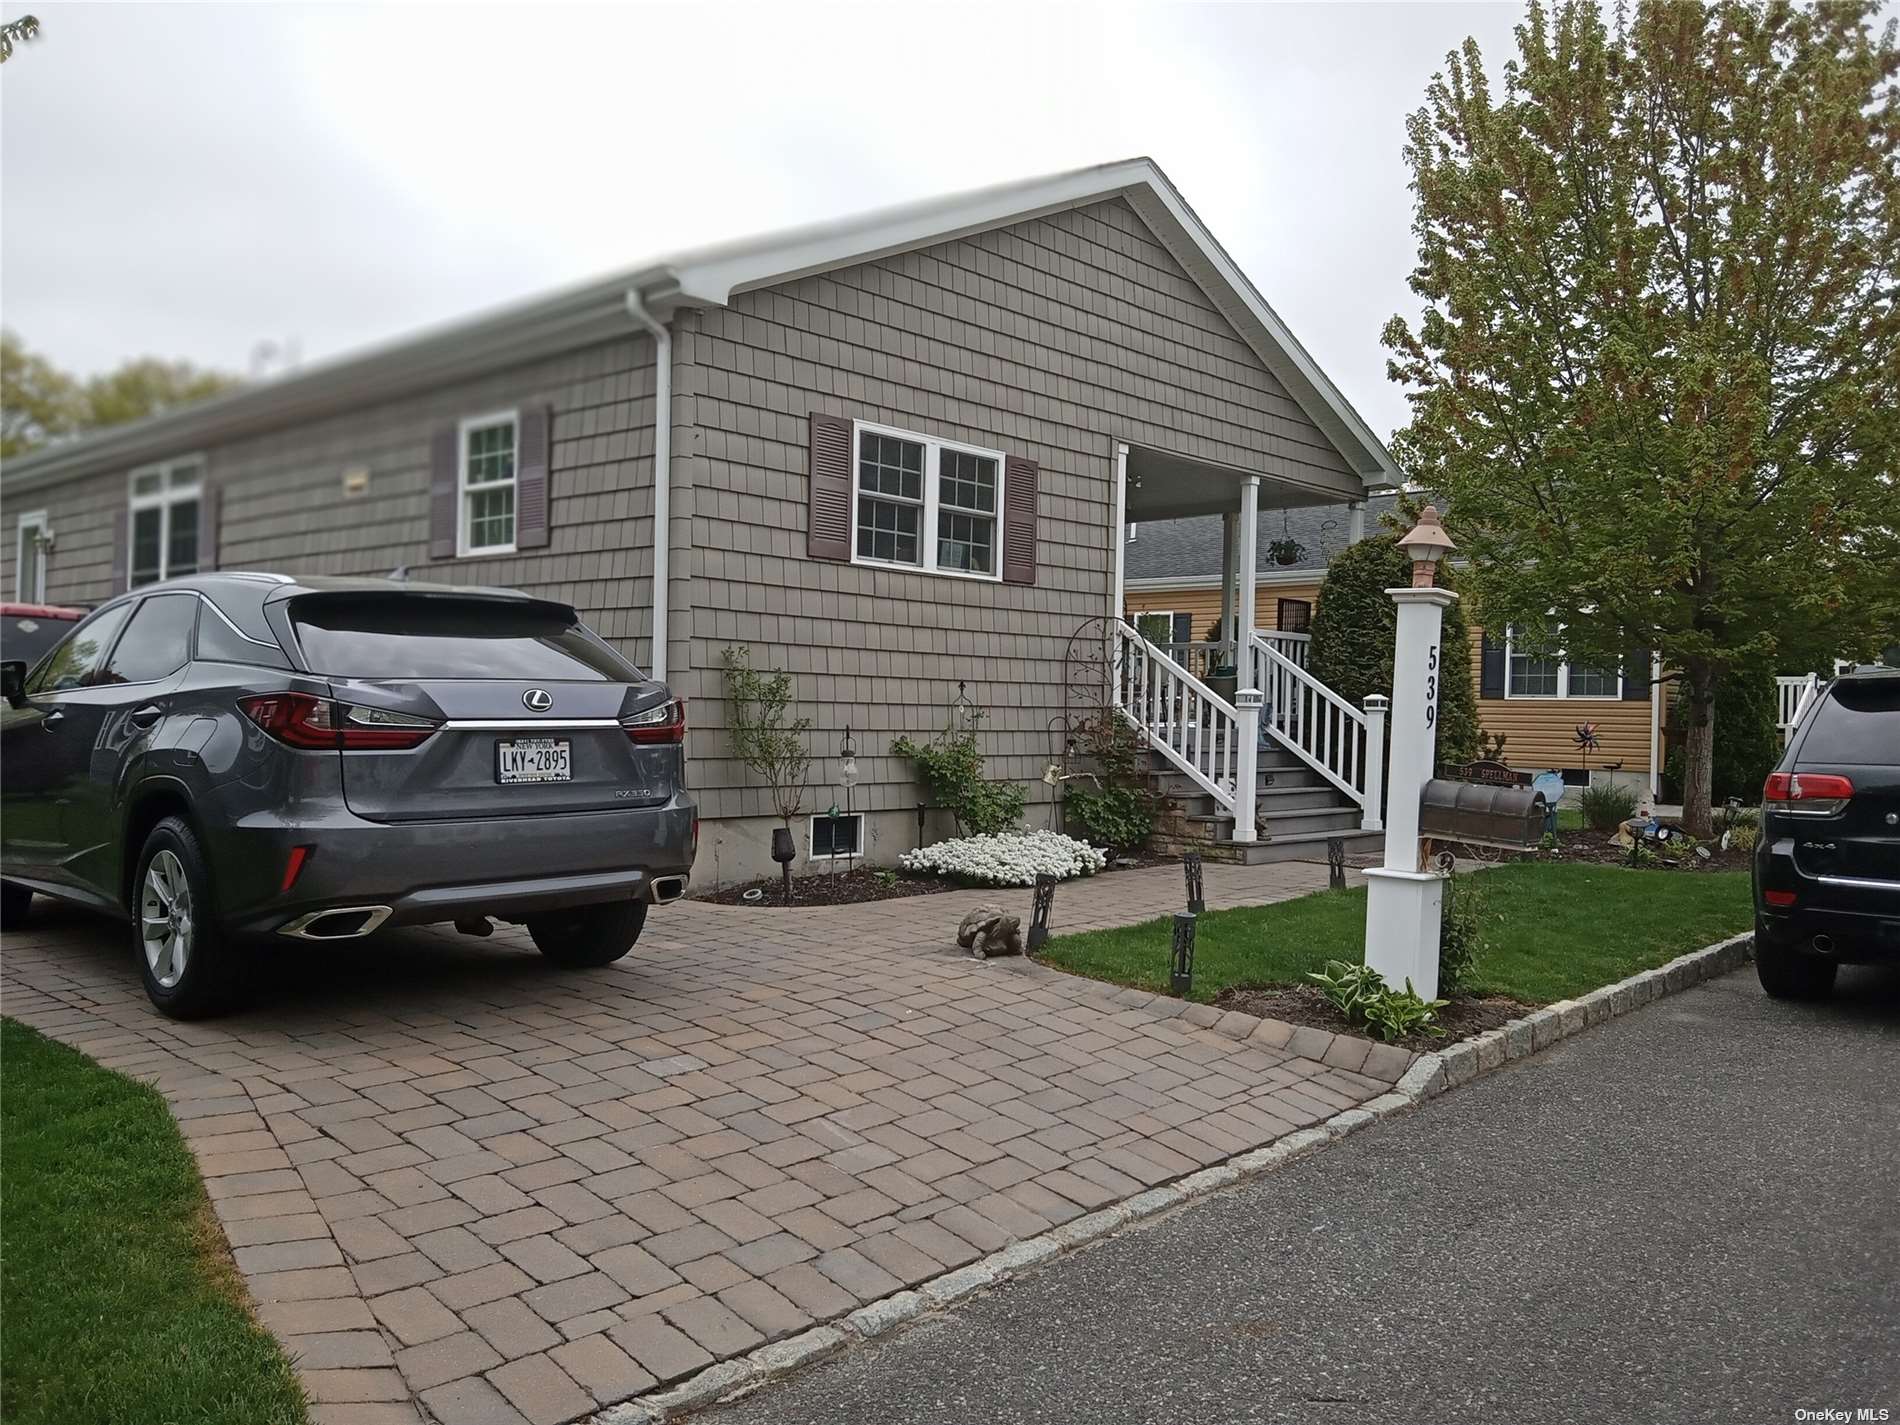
[289,596,639,682]
[1800,677,1900,764]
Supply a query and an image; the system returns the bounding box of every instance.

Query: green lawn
[0,1019,307,1425]
[1043,862,1751,1005]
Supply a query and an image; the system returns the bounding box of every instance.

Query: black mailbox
[1418,779,1547,849]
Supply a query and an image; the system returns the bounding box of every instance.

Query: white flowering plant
[899,830,1108,887]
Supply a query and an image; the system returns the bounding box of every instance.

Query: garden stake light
[1170,911,1196,997]
[1029,874,1056,952]
[770,826,796,905]
[1183,851,1204,914]
[1328,837,1347,889]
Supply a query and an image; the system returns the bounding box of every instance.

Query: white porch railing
[1777,674,1819,741]
[1112,621,1260,841]
[1154,632,1310,682]
[1249,633,1384,830]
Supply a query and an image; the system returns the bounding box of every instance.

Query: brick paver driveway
[1,860,1409,1425]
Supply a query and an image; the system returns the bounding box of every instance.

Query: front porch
[1104,444,1386,863]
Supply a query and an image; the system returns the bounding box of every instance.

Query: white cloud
[2,1,1524,443]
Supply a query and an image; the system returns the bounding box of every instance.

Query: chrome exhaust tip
[279,905,394,940]
[1813,933,1834,954]
[649,876,688,905]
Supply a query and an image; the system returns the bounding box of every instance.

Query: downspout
[624,289,671,684]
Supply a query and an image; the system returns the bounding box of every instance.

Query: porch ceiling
[1125,445,1343,521]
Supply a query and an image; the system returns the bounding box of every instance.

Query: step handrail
[1113,620,1257,838]
[1248,633,1372,813]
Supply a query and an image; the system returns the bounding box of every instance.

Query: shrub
[1664,665,1783,806]
[1578,781,1639,831]
[1308,512,1480,766]
[1305,960,1448,1042]
[1361,982,1450,1043]
[1729,822,1760,853]
[900,831,1106,886]
[1437,871,1486,995]
[892,703,1026,836]
[1062,709,1164,852]
[720,647,812,832]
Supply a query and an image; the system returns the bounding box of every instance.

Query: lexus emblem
[523,688,553,712]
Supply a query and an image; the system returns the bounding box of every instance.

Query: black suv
[1753,666,1900,998]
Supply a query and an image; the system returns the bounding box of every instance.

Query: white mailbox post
[1363,506,1457,1000]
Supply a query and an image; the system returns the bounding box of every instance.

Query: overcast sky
[1,2,1527,445]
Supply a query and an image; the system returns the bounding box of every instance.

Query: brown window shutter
[1623,648,1651,700]
[429,425,458,559]
[1479,630,1505,699]
[1001,454,1039,585]
[808,412,852,561]
[110,506,129,593]
[198,483,221,572]
[515,406,551,550]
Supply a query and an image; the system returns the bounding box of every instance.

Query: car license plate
[497,738,571,784]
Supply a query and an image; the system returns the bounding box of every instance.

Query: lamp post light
[1363,505,1460,999]
[1028,874,1057,952]
[1183,851,1204,915]
[838,726,859,877]
[1170,912,1197,998]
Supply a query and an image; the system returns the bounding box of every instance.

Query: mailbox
[1418,779,1548,849]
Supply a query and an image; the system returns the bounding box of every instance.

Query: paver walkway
[0,859,1409,1425]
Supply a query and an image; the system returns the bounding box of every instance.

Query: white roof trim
[3,158,1397,492]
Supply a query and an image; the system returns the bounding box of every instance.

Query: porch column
[1348,500,1365,545]
[1112,444,1128,622]
[1233,478,1261,844]
[1236,478,1259,658]
[1217,512,1237,646]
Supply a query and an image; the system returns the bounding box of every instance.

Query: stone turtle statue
[957,904,1024,960]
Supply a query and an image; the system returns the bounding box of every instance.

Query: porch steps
[1147,745,1382,866]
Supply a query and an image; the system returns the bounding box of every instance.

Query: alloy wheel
[141,849,193,990]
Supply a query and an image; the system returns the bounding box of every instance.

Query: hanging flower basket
[1266,538,1306,566]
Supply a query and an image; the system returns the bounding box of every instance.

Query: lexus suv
[1753,666,1900,999]
[0,572,696,1019]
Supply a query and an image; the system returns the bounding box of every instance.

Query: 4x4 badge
[523,688,553,712]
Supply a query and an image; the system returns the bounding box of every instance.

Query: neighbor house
[0,158,1404,882]
[1123,500,1666,799]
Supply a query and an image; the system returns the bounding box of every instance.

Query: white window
[128,459,204,587]
[850,421,1004,580]
[1505,626,1622,699]
[460,411,518,556]
[809,811,863,859]
[15,511,48,602]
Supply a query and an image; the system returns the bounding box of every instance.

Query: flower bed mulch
[1212,982,1539,1053]
[1443,825,1752,872]
[693,848,1181,908]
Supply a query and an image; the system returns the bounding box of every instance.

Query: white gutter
[623,290,672,684]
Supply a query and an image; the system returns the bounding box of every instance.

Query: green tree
[1308,507,1482,768]
[1383,0,1900,835]
[2,330,242,460]
[1,331,81,459]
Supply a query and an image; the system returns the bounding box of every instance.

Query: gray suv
[0,572,695,1019]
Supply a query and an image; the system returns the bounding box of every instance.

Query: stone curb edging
[585,930,1755,1424]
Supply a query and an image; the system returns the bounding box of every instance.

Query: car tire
[133,817,240,1020]
[1755,924,1837,1001]
[527,900,647,968]
[1,880,33,930]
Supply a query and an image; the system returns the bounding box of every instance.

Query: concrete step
[1186,806,1366,840]
[1166,783,1344,814]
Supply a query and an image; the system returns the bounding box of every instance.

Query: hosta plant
[1361,981,1450,1044]
[900,831,1106,887]
[1306,960,1387,1023]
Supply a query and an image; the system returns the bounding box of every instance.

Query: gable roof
[1126,493,1401,583]
[3,158,1400,494]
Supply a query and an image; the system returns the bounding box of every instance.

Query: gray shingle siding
[677,198,1352,822]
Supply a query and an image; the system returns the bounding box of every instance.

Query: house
[1124,501,1665,800]
[0,157,1402,882]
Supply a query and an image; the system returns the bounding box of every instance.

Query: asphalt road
[705,964,1900,1425]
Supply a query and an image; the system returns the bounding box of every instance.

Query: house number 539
[1424,645,1439,729]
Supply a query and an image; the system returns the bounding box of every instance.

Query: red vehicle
[0,603,87,671]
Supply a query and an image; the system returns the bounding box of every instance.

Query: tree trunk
[1680,661,1717,838]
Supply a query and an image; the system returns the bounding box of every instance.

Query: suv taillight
[622,698,686,745]
[1763,771,1853,816]
[240,692,439,750]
